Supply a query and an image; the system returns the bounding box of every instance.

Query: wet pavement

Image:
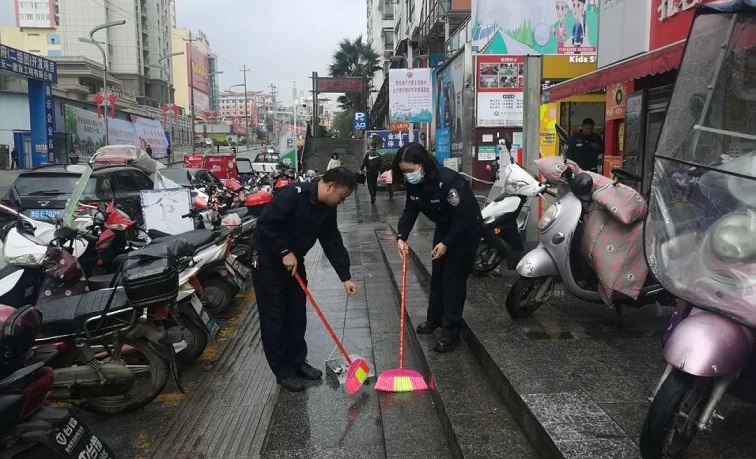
[73,181,756,458]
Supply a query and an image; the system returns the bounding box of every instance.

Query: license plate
[190,293,221,340]
[30,209,62,220]
[226,254,252,279]
[48,413,115,459]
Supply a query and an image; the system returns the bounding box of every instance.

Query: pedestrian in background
[250,166,359,392]
[10,147,19,170]
[361,141,382,204]
[393,142,482,353]
[166,146,172,165]
[380,168,394,201]
[567,118,604,172]
[327,153,341,171]
[68,147,79,165]
[146,144,153,158]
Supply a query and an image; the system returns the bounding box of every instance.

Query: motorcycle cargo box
[245,191,273,217]
[0,305,43,379]
[121,245,182,307]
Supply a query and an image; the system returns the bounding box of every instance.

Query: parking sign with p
[353,111,367,130]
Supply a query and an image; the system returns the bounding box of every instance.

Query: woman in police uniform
[392,143,482,352]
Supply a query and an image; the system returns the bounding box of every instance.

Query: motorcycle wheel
[201,276,232,315]
[172,316,208,365]
[471,242,504,276]
[81,336,169,415]
[505,277,545,319]
[640,369,712,458]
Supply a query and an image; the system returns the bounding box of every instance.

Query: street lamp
[78,20,126,146]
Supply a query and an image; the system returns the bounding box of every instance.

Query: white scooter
[472,137,550,275]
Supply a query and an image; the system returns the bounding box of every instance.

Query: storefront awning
[543,40,686,102]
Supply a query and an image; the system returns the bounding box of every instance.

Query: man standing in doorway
[567,118,604,172]
[10,147,19,170]
[361,140,382,204]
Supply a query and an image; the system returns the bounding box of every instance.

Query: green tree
[333,109,355,140]
[328,35,382,112]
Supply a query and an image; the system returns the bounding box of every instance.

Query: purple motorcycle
[641,1,756,457]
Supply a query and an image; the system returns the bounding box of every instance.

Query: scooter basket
[121,246,180,307]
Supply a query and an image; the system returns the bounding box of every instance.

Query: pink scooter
[640,1,756,457]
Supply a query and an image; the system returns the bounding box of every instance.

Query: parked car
[250,152,280,173]
[0,164,154,223]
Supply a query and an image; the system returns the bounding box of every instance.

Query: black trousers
[250,255,308,380]
[427,228,479,340]
[366,171,379,201]
[386,183,394,199]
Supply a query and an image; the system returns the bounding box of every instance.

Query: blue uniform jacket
[396,167,483,246]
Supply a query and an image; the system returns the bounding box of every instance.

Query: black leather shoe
[296,362,323,380]
[278,376,304,392]
[416,322,440,335]
[434,336,461,353]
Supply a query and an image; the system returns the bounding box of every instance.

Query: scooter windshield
[645,10,756,325]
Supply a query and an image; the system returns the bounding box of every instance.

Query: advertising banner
[435,51,466,164]
[366,130,421,153]
[389,68,433,124]
[476,55,524,127]
[471,0,599,55]
[605,81,633,121]
[108,118,140,146]
[192,89,210,113]
[130,116,169,159]
[539,103,559,157]
[64,106,105,158]
[187,43,210,94]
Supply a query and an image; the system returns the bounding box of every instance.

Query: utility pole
[311,72,318,137]
[183,31,200,151]
[269,83,277,144]
[241,65,250,146]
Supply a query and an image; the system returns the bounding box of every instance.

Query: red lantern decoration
[171,104,179,122]
[107,93,118,118]
[93,93,104,119]
[161,104,169,122]
[212,111,219,120]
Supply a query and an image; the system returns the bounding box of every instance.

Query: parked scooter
[0,305,115,458]
[640,2,756,457]
[472,136,551,275]
[505,124,675,322]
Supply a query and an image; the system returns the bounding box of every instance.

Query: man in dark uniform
[567,117,604,172]
[393,143,482,353]
[361,141,382,204]
[251,166,359,392]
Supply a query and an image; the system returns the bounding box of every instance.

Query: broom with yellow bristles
[375,243,428,392]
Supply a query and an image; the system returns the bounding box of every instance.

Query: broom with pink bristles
[375,243,428,392]
[294,272,369,396]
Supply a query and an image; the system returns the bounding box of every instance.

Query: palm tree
[328,35,382,111]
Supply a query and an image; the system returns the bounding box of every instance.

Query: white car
[250,152,280,173]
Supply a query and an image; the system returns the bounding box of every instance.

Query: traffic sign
[353,111,367,130]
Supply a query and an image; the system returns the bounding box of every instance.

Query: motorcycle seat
[150,229,219,252]
[35,288,131,338]
[87,274,116,291]
[224,207,249,219]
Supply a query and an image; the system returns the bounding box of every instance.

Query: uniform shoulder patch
[295,186,302,193]
[447,188,460,206]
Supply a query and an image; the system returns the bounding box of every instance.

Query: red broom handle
[399,244,408,369]
[294,272,352,364]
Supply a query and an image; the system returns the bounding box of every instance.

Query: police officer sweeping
[250,166,359,392]
[392,143,482,353]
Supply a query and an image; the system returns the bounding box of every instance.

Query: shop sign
[605,82,634,121]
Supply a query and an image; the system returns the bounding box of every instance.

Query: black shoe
[278,376,304,392]
[416,321,440,335]
[296,362,323,380]
[371,198,376,204]
[434,336,461,353]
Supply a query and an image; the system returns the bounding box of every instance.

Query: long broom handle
[399,244,408,369]
[294,272,352,365]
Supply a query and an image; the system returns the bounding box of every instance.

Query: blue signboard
[353,111,367,130]
[366,130,420,153]
[0,44,58,83]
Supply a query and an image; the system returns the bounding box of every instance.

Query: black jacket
[253,181,351,281]
[397,167,482,246]
[361,150,382,174]
[567,131,604,171]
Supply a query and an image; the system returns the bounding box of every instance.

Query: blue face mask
[404,169,424,184]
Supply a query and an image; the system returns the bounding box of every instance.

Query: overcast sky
[176,0,367,105]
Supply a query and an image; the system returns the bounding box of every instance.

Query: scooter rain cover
[645,10,756,324]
